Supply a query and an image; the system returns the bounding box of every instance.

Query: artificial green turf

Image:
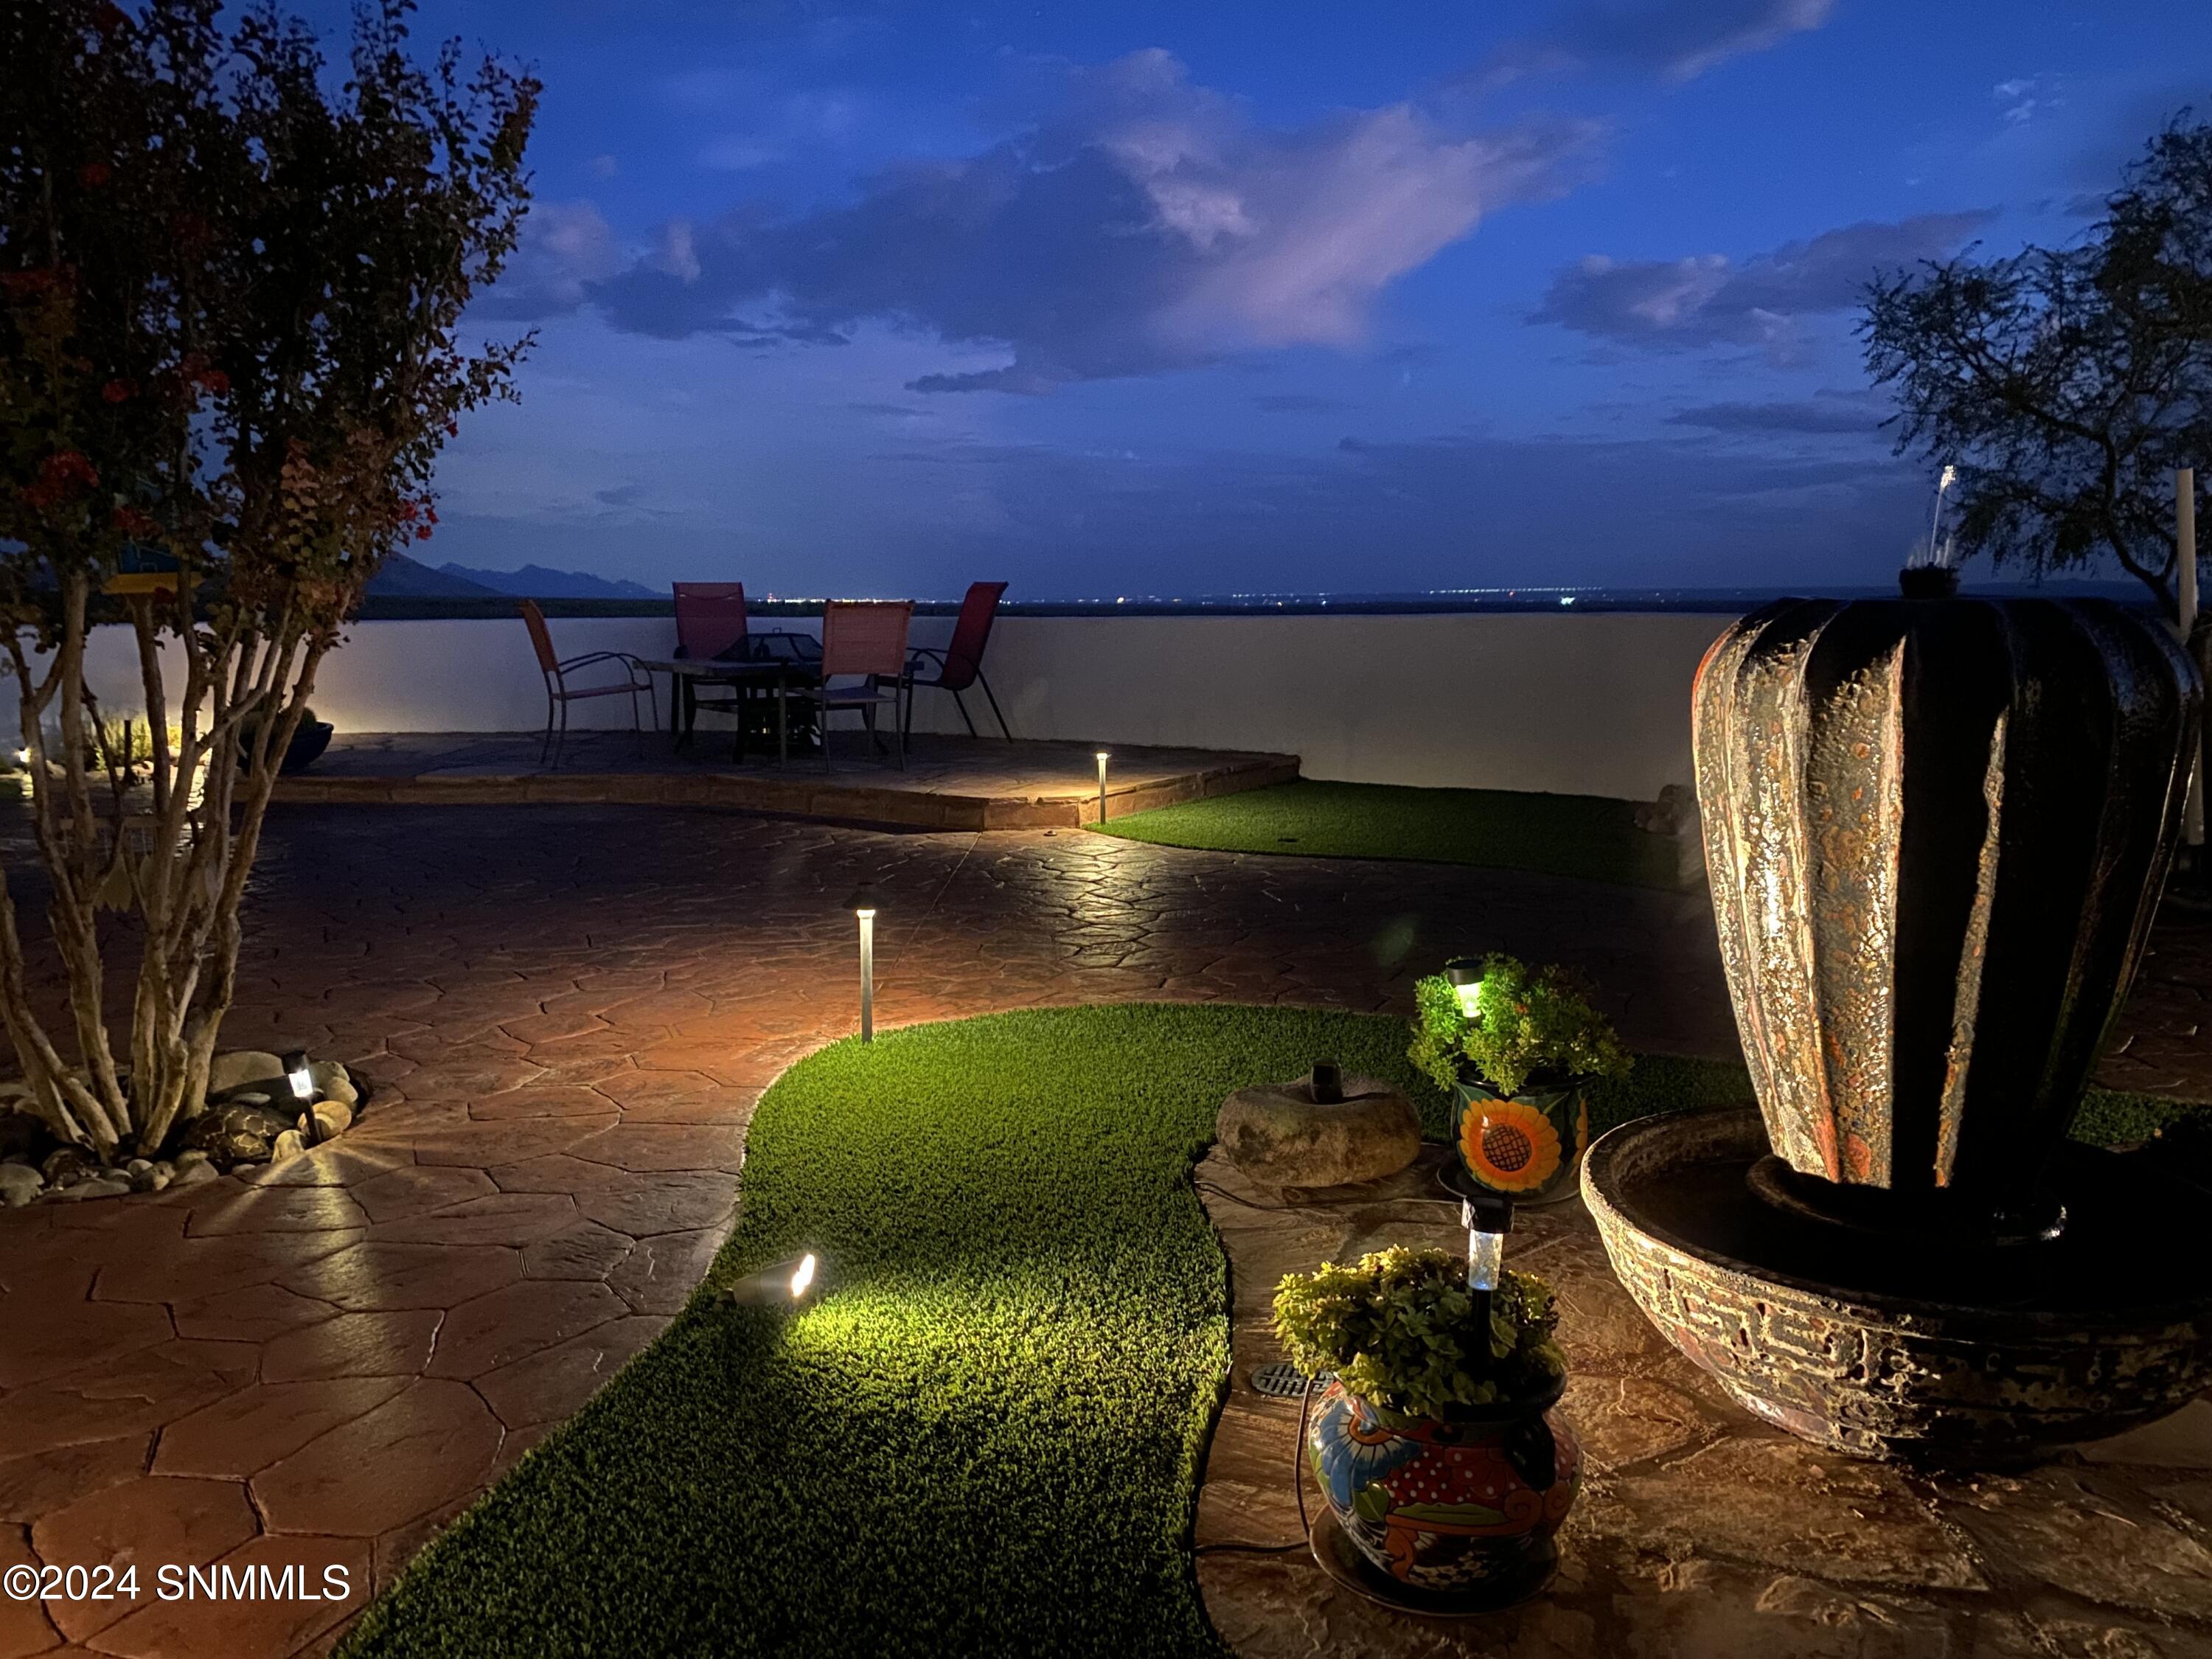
[1096,779,1686,889]
[341,1006,2200,1659]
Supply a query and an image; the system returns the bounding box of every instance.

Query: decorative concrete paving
[0,802,2202,1658]
[277,731,1299,829]
[1195,1144,2212,1659]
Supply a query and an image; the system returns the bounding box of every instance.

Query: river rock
[41,1147,89,1189]
[55,1174,131,1202]
[206,1050,285,1099]
[307,1061,358,1110]
[307,1101,353,1140]
[1214,1071,1422,1189]
[268,1128,307,1165]
[173,1148,211,1175]
[0,1163,42,1206]
[170,1158,219,1189]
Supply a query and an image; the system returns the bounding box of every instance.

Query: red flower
[111,505,159,538]
[414,525,434,541]
[101,378,136,403]
[199,369,228,396]
[41,451,99,490]
[91,3,128,35]
[77,163,111,189]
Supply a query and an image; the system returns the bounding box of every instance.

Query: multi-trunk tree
[1862,109,2212,618]
[0,0,536,1162]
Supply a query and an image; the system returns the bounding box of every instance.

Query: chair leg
[541,689,556,768]
[554,697,569,771]
[978,671,1012,741]
[896,686,907,771]
[951,688,978,737]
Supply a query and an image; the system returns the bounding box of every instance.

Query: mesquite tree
[1861,109,2212,617]
[0,0,535,1161]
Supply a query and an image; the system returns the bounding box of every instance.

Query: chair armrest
[556,651,653,685]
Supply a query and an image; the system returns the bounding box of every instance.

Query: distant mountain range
[367,553,661,600]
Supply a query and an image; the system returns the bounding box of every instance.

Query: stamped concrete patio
[0,799,2205,1658]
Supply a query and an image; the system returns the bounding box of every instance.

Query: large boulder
[1215,1071,1422,1189]
[206,1050,286,1099]
[185,1100,296,1166]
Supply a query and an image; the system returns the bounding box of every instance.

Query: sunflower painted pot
[1453,1077,1589,1206]
[1307,1376,1579,1596]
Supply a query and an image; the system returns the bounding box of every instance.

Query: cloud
[476,200,625,321]
[1468,0,1834,86]
[1253,393,1353,414]
[571,50,1601,392]
[1529,212,1994,361]
[593,483,649,507]
[1561,0,1836,80]
[1992,74,2063,128]
[1667,389,1891,435]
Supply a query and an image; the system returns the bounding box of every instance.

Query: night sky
[324,1,2208,599]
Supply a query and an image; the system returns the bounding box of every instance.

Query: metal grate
[1248,1361,1326,1399]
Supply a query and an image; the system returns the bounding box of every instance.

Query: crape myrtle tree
[0,0,536,1163]
[1861,108,2212,618]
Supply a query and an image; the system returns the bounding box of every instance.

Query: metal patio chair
[520,599,656,769]
[672,582,753,755]
[903,580,1012,742]
[795,600,912,769]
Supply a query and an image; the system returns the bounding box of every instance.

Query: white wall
[13,609,1736,801]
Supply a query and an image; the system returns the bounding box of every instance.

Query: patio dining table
[638,635,821,765]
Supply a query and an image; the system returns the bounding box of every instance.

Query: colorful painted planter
[1452,1077,1589,1206]
[1306,1376,1579,1598]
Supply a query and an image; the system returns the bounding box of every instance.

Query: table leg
[777,673,788,765]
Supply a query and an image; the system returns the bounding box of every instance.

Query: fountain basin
[1583,1108,2212,1467]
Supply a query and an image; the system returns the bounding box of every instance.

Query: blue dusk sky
[324,0,2206,599]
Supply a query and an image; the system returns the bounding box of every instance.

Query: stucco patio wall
[15,609,1737,801]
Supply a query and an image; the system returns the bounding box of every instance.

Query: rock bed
[0,1047,366,1206]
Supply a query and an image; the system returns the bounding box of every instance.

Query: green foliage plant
[1407,953,1632,1096]
[1273,1245,1564,1422]
[0,0,536,1161]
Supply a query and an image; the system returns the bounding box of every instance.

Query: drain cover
[1249,1361,1326,1399]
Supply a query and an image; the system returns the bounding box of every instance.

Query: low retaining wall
[12,609,1737,802]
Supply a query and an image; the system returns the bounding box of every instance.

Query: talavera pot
[1451,1076,1588,1206]
[1694,596,2200,1225]
[1307,1376,1579,1598]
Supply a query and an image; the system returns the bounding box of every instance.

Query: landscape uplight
[846,886,878,1042]
[1444,956,1486,1019]
[722,1252,823,1307]
[1096,751,1110,824]
[283,1048,313,1105]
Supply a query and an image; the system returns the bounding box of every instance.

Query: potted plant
[1274,1245,1579,1602]
[1410,953,1630,1205]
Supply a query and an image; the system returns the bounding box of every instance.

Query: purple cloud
[1530,212,1994,361]
[537,50,1601,392]
[1562,0,1837,80]
[1668,389,1892,435]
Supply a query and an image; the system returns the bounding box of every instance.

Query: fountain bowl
[1584,1108,2212,1467]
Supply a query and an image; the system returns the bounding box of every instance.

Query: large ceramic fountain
[1585,588,2212,1465]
